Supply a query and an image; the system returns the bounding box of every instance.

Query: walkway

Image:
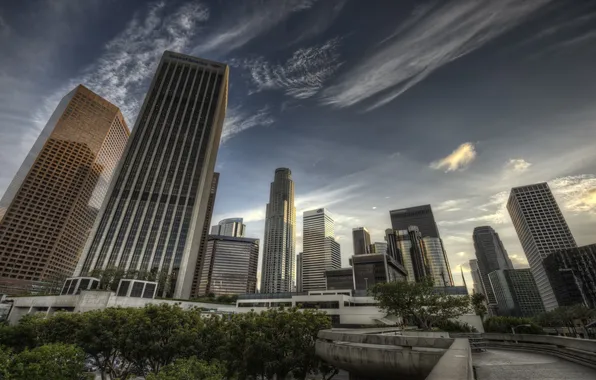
[473,349,596,380]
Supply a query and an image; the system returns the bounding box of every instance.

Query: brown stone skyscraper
[0,85,129,294]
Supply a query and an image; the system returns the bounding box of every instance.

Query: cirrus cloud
[430,142,477,172]
[505,158,533,172]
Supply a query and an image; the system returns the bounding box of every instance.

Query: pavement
[473,349,596,380]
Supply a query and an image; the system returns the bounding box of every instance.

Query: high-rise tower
[211,217,245,237]
[0,85,129,294]
[76,51,229,299]
[507,182,577,311]
[260,168,296,293]
[302,208,341,291]
[352,227,371,255]
[389,205,440,238]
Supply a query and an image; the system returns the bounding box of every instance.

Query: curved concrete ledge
[426,339,473,380]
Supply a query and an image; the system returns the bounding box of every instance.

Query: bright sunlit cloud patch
[430,142,477,172]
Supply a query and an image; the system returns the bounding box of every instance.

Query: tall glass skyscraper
[260,168,296,293]
[76,51,229,299]
[302,208,341,291]
[507,182,577,311]
[422,237,453,287]
[211,217,245,237]
[389,204,440,238]
[352,227,371,255]
[0,85,129,294]
[393,227,429,283]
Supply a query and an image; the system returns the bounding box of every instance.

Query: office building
[351,253,407,290]
[76,51,229,299]
[302,208,341,291]
[325,267,354,290]
[394,227,429,282]
[198,235,259,296]
[422,237,453,286]
[352,227,371,255]
[260,168,296,293]
[507,182,577,310]
[296,252,303,292]
[0,85,129,294]
[543,244,596,308]
[488,269,545,317]
[472,226,513,307]
[469,259,484,295]
[210,217,245,237]
[371,241,388,255]
[385,229,404,266]
[389,204,440,238]
[190,173,219,298]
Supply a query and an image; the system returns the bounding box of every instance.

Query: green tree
[0,346,12,380]
[471,293,487,320]
[146,357,226,380]
[371,279,470,330]
[10,343,85,380]
[484,316,543,334]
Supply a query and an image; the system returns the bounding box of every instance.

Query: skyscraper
[469,259,484,295]
[296,252,303,292]
[507,182,577,310]
[352,227,371,255]
[190,172,219,298]
[0,85,129,294]
[210,217,245,237]
[473,226,513,307]
[302,208,341,291]
[488,269,545,317]
[422,237,453,286]
[76,51,229,299]
[198,235,259,296]
[394,227,429,283]
[389,205,440,238]
[371,241,388,255]
[260,168,296,293]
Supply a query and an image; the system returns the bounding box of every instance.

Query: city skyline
[2,1,596,292]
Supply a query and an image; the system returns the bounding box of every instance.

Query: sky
[1,0,596,291]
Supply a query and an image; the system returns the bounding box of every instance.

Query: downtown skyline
[2,0,596,291]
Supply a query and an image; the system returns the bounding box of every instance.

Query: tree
[10,343,85,380]
[0,346,12,380]
[484,316,543,334]
[371,279,470,330]
[471,293,487,320]
[146,357,226,380]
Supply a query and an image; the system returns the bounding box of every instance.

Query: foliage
[483,316,543,334]
[9,343,85,380]
[534,304,596,336]
[371,279,471,330]
[146,358,226,380]
[0,346,11,380]
[435,319,477,333]
[471,293,487,320]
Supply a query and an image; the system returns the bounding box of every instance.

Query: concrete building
[422,237,453,287]
[76,51,229,299]
[191,172,219,298]
[394,227,429,283]
[198,236,259,296]
[488,269,545,317]
[469,259,484,295]
[0,85,129,294]
[210,217,245,237]
[389,204,440,238]
[371,241,388,255]
[302,209,341,291]
[473,226,514,310]
[352,227,371,255]
[507,182,577,310]
[543,244,596,308]
[260,168,296,293]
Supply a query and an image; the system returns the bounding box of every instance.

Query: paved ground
[473,349,596,380]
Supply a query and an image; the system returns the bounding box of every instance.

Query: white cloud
[505,158,532,172]
[231,37,342,99]
[321,0,551,110]
[550,175,596,214]
[430,142,477,172]
[221,106,275,143]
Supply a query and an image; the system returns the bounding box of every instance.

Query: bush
[9,343,85,380]
[146,357,225,380]
[435,319,477,333]
[484,316,543,334]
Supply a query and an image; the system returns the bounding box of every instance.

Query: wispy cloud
[232,37,342,99]
[321,0,551,110]
[550,175,596,214]
[505,158,532,173]
[193,0,319,55]
[430,142,477,172]
[221,106,275,143]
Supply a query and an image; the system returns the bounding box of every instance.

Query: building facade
[507,182,577,310]
[198,235,259,296]
[488,269,545,317]
[0,85,129,294]
[472,226,514,308]
[389,204,440,238]
[76,51,229,299]
[351,253,407,290]
[394,227,429,283]
[352,227,371,255]
[422,237,453,287]
[190,173,219,298]
[371,241,388,255]
[302,209,341,291]
[260,168,296,293]
[543,244,596,308]
[469,259,484,295]
[296,252,303,292]
[210,217,245,237]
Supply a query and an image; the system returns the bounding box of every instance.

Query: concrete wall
[425,338,473,380]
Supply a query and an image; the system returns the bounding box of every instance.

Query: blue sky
[1,0,596,289]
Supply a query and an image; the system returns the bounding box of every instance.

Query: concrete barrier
[425,338,474,380]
